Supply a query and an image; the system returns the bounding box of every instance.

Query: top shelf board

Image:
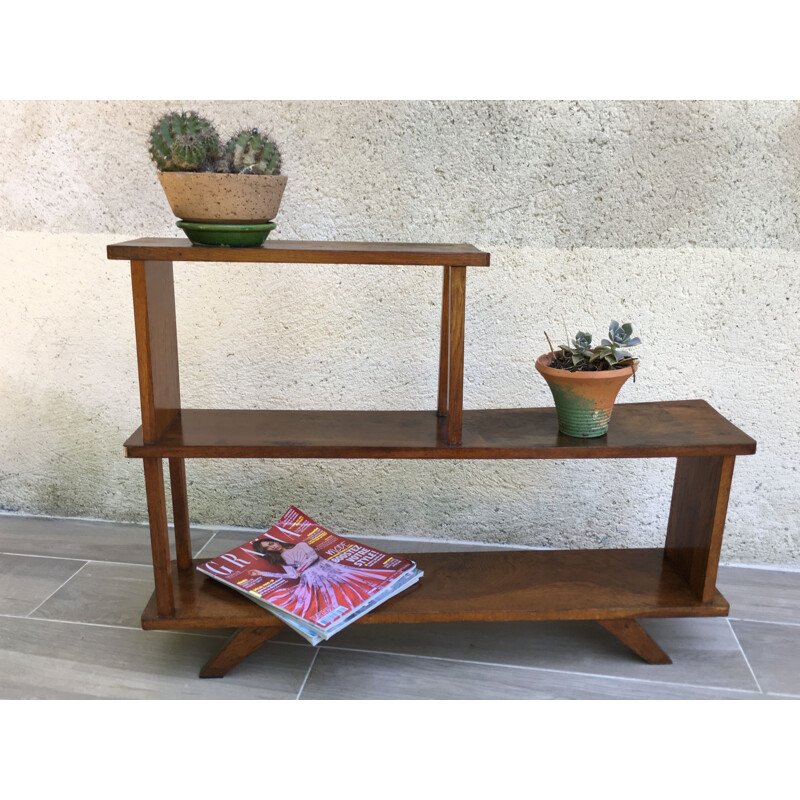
[107,238,490,267]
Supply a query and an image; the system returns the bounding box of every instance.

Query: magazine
[197,506,422,644]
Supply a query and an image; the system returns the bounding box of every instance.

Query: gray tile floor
[0,514,798,699]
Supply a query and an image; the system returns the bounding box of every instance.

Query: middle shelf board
[124,400,756,459]
[141,548,729,631]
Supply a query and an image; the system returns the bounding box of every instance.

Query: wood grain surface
[447,266,466,445]
[123,401,756,459]
[199,627,281,678]
[598,619,673,664]
[141,548,729,631]
[109,238,490,266]
[142,458,175,616]
[437,266,450,416]
[665,455,736,601]
[130,260,181,442]
[168,458,192,570]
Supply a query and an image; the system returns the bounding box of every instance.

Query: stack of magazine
[198,506,422,645]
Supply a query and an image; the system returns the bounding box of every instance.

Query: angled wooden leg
[200,627,283,678]
[168,458,192,570]
[598,619,672,664]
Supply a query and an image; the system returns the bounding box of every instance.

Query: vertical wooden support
[437,266,451,417]
[130,260,181,442]
[664,455,736,602]
[168,458,192,570]
[447,266,466,445]
[143,458,175,616]
[130,259,182,612]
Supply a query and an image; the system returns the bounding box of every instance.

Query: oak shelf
[110,237,756,677]
[142,549,729,631]
[107,237,491,266]
[123,402,755,460]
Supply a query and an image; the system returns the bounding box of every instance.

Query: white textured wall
[1,100,797,565]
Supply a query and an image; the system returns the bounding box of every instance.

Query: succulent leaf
[573,331,592,349]
[551,321,641,372]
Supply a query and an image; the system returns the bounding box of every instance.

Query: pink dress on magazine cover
[258,542,399,621]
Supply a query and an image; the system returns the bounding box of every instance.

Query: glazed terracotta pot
[157,172,287,224]
[535,353,637,438]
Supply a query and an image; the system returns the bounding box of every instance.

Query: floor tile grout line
[25,561,90,619]
[0,611,232,639]
[1,552,178,570]
[193,530,219,558]
[0,610,778,697]
[0,551,186,567]
[234,639,760,697]
[295,648,321,700]
[1,551,94,563]
[40,626,743,697]
[728,616,800,629]
[726,618,764,693]
[317,643,762,696]
[0,610,770,698]
[0,542,217,568]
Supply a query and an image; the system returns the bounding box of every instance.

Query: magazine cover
[198,506,420,638]
[256,567,422,645]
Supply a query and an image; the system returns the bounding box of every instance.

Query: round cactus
[224,128,281,175]
[149,112,221,172]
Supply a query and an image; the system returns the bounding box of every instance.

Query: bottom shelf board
[141,548,729,631]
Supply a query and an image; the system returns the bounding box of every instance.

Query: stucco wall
[1,100,797,565]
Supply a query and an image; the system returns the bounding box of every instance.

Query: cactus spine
[224,128,282,175]
[149,112,221,172]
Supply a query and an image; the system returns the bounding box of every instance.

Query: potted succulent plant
[149,111,286,246]
[535,320,642,438]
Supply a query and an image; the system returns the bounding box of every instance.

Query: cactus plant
[224,128,282,175]
[150,112,287,245]
[149,112,221,172]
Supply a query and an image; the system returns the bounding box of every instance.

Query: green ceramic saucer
[177,220,276,247]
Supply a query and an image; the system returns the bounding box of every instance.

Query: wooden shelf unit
[109,237,756,677]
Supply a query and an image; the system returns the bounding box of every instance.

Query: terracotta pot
[157,172,287,224]
[535,353,637,438]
